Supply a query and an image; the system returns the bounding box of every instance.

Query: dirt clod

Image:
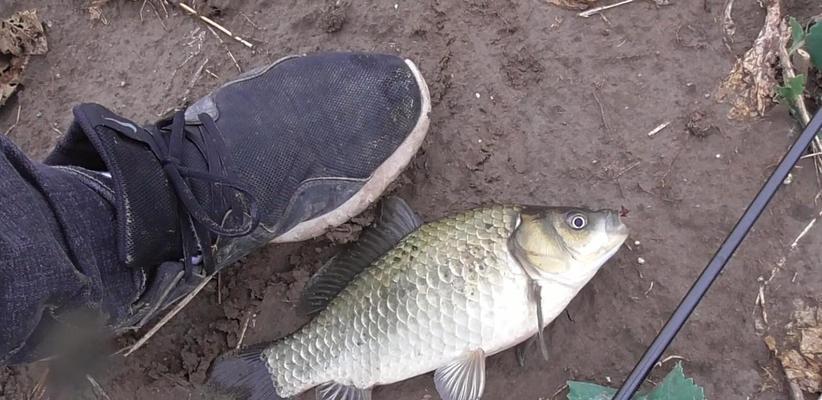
[686,110,720,138]
[318,2,348,33]
[501,47,545,89]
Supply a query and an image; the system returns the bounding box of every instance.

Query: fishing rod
[612,107,822,400]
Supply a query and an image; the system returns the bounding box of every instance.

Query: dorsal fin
[299,196,423,316]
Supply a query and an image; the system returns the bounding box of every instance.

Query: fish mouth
[604,210,629,239]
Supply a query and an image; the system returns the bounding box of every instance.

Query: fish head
[510,206,629,280]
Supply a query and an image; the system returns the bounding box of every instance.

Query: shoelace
[117,110,260,275]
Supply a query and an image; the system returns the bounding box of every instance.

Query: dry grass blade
[123,274,214,356]
[172,2,253,48]
[86,375,112,400]
[4,104,21,135]
[591,87,610,135]
[28,367,49,400]
[722,0,736,45]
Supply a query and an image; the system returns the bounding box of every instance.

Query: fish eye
[567,213,587,230]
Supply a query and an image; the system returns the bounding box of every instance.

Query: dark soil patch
[1,0,822,399]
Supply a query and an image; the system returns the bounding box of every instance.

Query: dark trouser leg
[0,135,142,365]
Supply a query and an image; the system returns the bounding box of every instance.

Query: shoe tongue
[44,103,184,269]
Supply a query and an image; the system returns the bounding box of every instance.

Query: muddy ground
[2,0,822,399]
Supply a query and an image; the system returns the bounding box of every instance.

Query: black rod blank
[612,108,822,400]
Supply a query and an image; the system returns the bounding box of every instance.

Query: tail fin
[207,343,286,400]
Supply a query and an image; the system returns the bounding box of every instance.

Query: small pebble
[478,139,482,143]
[55,73,61,79]
[783,173,793,185]
[119,81,126,87]
[637,257,646,265]
[633,240,640,246]
[489,95,494,101]
[394,3,398,9]
[475,92,481,99]
[715,153,721,159]
[35,111,42,118]
[606,376,612,383]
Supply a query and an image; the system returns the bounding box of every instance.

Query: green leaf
[788,17,806,54]
[566,381,624,400]
[777,74,807,107]
[566,362,704,400]
[807,22,822,69]
[645,363,705,400]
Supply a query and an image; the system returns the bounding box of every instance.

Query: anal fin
[315,382,372,400]
[299,196,423,315]
[207,342,284,400]
[434,349,486,400]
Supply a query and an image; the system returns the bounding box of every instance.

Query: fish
[207,197,629,400]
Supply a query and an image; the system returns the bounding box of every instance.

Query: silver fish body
[208,200,628,400]
[266,206,605,396]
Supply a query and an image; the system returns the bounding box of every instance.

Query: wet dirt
[1,0,822,399]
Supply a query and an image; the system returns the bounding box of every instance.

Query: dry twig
[591,87,610,135]
[655,354,687,367]
[550,383,568,399]
[206,26,242,73]
[790,208,822,250]
[578,0,635,18]
[646,121,672,137]
[236,313,252,350]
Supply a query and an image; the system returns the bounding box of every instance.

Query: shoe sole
[271,59,431,243]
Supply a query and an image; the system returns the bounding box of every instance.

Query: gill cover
[509,208,575,274]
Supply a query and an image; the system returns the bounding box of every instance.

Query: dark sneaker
[44,52,431,329]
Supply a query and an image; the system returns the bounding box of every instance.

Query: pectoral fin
[316,382,372,400]
[434,350,486,400]
[531,279,550,362]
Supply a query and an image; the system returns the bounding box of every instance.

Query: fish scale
[264,206,531,396]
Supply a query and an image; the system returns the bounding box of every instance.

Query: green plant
[566,362,705,400]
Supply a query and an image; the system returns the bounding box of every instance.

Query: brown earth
[1,0,822,399]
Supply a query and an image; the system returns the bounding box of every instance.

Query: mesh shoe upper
[197,52,422,235]
[45,52,425,277]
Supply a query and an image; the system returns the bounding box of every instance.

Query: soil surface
[2,0,822,399]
